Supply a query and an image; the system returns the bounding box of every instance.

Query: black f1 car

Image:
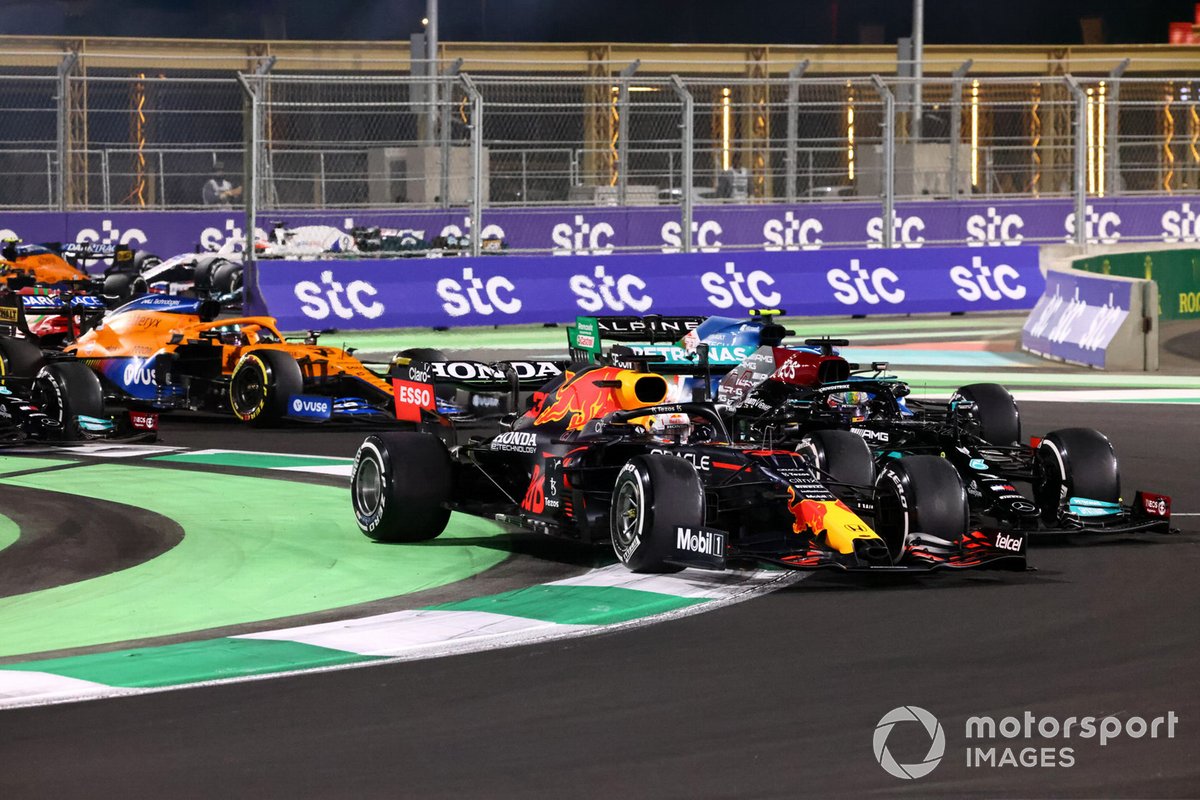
[716,339,1174,537]
[350,361,1027,574]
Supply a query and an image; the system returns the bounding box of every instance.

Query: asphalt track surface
[2,400,1198,799]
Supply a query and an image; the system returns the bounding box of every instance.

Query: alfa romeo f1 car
[716,339,1174,537]
[350,361,1028,574]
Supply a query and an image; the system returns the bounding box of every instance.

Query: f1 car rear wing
[0,288,107,339]
[389,356,567,426]
[567,315,707,361]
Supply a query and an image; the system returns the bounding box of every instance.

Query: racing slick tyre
[211,261,243,296]
[795,429,876,488]
[1033,428,1120,523]
[101,272,142,308]
[130,249,160,272]
[32,361,104,437]
[873,456,969,561]
[610,454,705,574]
[352,432,452,542]
[228,349,304,426]
[952,383,1021,445]
[0,336,45,383]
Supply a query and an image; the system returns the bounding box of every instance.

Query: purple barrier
[245,246,1044,331]
[1021,270,1132,369]
[3,196,1200,265]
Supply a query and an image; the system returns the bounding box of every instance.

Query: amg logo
[995,532,1022,552]
[675,527,725,556]
[851,427,889,443]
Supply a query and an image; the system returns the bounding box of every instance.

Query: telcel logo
[1064,206,1121,244]
[826,259,905,305]
[437,267,522,316]
[949,256,1028,302]
[867,215,925,248]
[966,207,1025,246]
[660,219,723,253]
[552,214,615,255]
[570,265,652,312]
[995,532,1023,552]
[763,211,823,251]
[294,271,385,321]
[701,262,781,309]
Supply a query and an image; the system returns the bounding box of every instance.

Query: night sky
[0,0,1197,45]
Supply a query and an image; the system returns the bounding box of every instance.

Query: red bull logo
[533,367,625,431]
[787,486,877,554]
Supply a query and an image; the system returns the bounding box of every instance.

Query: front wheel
[351,432,453,542]
[1034,428,1120,522]
[32,361,104,439]
[796,429,876,488]
[228,349,303,425]
[610,454,706,574]
[873,456,969,561]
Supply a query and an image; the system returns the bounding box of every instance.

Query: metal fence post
[460,73,483,256]
[784,60,810,203]
[670,75,694,253]
[1065,75,1087,245]
[948,60,973,198]
[871,76,896,248]
[616,60,639,205]
[236,72,259,267]
[440,58,463,209]
[1107,60,1129,196]
[55,52,78,211]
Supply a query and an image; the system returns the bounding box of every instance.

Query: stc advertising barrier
[245,245,1044,331]
[1021,267,1157,370]
[5,196,1200,261]
[1073,248,1200,321]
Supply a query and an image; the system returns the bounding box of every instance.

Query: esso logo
[1064,206,1121,244]
[439,216,506,243]
[762,211,823,251]
[395,382,432,407]
[570,265,652,312]
[551,214,615,255]
[867,215,925,248]
[966,207,1025,246]
[826,259,905,305]
[122,360,155,386]
[949,255,1028,302]
[436,267,522,317]
[1160,203,1200,243]
[74,219,148,263]
[660,219,723,253]
[294,271,385,321]
[700,262,781,309]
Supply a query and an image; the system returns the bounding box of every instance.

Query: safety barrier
[244,245,1043,331]
[1074,248,1200,322]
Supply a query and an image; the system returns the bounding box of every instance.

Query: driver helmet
[644,412,693,444]
[826,390,873,422]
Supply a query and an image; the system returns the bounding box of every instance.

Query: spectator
[202,162,243,205]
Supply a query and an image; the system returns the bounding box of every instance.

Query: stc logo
[551,215,615,255]
[439,215,506,243]
[294,271,385,321]
[1160,202,1200,242]
[701,262,781,309]
[966,207,1025,246]
[75,219,148,260]
[949,256,1028,302]
[1064,206,1121,244]
[867,215,925,248]
[437,267,522,317]
[660,220,723,253]
[827,259,905,305]
[570,265,652,312]
[200,218,271,252]
[762,211,823,251]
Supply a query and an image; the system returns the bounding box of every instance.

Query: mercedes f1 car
[715,339,1174,537]
[350,361,1028,574]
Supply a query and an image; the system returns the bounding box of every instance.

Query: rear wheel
[795,429,876,488]
[228,349,303,425]
[873,456,969,560]
[1033,427,1120,522]
[610,454,706,574]
[102,272,140,308]
[0,336,45,384]
[351,432,453,542]
[211,260,243,296]
[952,383,1021,445]
[32,361,104,438]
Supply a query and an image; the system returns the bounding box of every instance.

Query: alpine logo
[675,527,726,556]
